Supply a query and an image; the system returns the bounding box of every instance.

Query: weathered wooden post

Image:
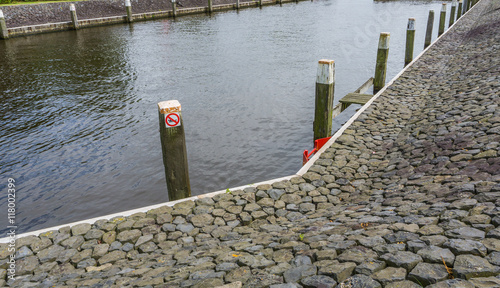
[405,18,415,67]
[70,4,79,30]
[208,0,213,13]
[259,0,262,8]
[158,100,191,201]
[172,0,177,18]
[373,32,390,94]
[313,59,335,141]
[424,10,434,48]
[125,0,133,23]
[236,0,240,10]
[0,10,8,40]
[457,0,463,19]
[449,0,456,26]
[464,0,469,12]
[438,3,446,36]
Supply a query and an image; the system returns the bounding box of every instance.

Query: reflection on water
[0,0,446,233]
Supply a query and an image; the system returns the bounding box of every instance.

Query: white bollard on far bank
[70,4,79,30]
[0,10,8,39]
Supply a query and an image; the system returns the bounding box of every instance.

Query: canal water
[0,0,448,233]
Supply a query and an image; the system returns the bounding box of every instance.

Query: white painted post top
[378,32,390,49]
[0,10,4,19]
[452,0,457,6]
[441,3,447,11]
[459,0,462,3]
[172,0,176,3]
[316,59,334,85]
[408,18,415,30]
[125,0,131,6]
[158,100,181,114]
[70,4,76,11]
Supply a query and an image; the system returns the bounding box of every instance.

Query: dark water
[0,0,447,234]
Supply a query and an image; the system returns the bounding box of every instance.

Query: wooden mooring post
[449,0,457,26]
[70,4,79,30]
[373,32,390,94]
[405,18,415,67]
[424,10,434,48]
[236,0,240,10]
[259,0,262,8]
[457,0,463,20]
[172,0,177,18]
[125,0,133,23]
[0,10,8,40]
[438,3,447,36]
[158,100,191,201]
[208,0,213,13]
[313,59,335,141]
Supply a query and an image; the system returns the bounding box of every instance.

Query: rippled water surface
[0,0,447,233]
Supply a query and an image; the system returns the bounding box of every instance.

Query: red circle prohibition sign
[165,113,180,127]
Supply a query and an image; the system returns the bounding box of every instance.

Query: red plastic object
[302,137,331,165]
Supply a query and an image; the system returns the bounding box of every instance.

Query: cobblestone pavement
[1,0,499,287]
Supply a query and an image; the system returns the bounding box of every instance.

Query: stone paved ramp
[1,0,500,286]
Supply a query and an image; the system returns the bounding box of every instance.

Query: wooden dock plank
[339,93,374,105]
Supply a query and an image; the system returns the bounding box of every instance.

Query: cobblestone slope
[1,0,245,28]
[0,0,499,287]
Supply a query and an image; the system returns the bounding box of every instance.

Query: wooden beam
[405,18,416,67]
[313,59,335,141]
[449,0,457,26]
[354,77,374,94]
[457,0,463,20]
[332,103,343,119]
[438,3,447,36]
[340,93,374,106]
[335,78,374,114]
[70,4,79,30]
[424,10,435,48]
[0,10,8,40]
[374,32,390,93]
[158,100,191,201]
